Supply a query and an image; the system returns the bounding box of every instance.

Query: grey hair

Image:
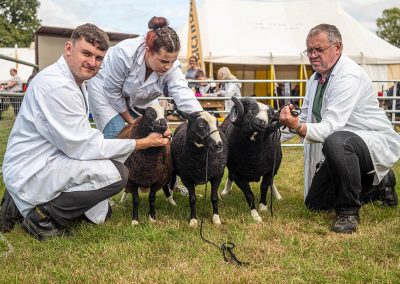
[307,24,342,45]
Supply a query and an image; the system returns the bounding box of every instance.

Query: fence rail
[0,80,398,167]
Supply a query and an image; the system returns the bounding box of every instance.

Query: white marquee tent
[178,0,400,86]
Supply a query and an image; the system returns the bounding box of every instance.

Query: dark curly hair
[70,23,110,51]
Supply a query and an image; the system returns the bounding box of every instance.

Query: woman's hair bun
[148,16,168,30]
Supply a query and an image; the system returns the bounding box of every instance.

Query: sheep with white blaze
[118,104,173,225]
[220,96,282,223]
[171,110,228,227]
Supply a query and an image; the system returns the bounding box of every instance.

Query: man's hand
[279,104,299,129]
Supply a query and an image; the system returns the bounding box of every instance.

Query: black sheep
[118,104,173,225]
[172,110,228,227]
[220,97,282,223]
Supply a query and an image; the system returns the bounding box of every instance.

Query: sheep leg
[183,180,198,227]
[163,184,177,206]
[148,186,157,222]
[131,186,140,226]
[210,178,221,225]
[234,178,262,223]
[259,175,270,212]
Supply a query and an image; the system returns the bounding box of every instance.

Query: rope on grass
[0,232,14,257]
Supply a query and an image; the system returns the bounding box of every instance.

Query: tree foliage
[376,7,400,48]
[0,0,41,47]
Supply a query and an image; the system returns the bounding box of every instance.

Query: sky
[37,0,400,35]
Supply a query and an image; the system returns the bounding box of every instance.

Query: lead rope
[199,149,249,266]
[268,104,301,217]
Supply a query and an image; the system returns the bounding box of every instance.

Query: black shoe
[0,190,23,232]
[379,169,398,207]
[21,205,65,240]
[330,215,359,234]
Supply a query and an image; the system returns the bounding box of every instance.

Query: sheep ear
[164,109,174,117]
[177,110,190,120]
[230,96,244,126]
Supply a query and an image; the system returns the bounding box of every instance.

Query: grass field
[0,134,399,282]
[0,107,399,283]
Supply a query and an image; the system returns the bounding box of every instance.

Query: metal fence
[0,78,399,167]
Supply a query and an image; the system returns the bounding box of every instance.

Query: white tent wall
[178,0,400,93]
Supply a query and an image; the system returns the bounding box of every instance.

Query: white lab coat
[87,37,203,132]
[2,56,136,223]
[219,82,241,113]
[300,55,400,198]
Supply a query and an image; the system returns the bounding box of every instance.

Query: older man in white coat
[280,24,400,234]
[0,24,170,240]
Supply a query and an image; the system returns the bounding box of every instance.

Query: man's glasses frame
[303,42,337,56]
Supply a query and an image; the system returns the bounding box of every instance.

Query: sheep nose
[154,119,168,132]
[217,141,223,151]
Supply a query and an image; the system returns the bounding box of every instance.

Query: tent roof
[178,0,400,65]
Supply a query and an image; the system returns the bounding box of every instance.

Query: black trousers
[45,160,128,227]
[305,131,375,215]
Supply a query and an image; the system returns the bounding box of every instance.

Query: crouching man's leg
[305,131,376,233]
[360,169,398,207]
[314,131,375,234]
[22,160,128,240]
[0,189,23,232]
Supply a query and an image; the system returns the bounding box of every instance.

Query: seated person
[385,82,400,119]
[194,69,216,95]
[186,56,199,88]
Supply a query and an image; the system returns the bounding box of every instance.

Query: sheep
[117,104,173,225]
[171,110,228,227]
[220,96,282,223]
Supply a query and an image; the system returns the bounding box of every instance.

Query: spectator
[194,69,216,95]
[87,16,202,139]
[290,84,300,107]
[0,68,23,116]
[186,55,199,88]
[279,23,400,234]
[385,82,400,118]
[217,66,241,115]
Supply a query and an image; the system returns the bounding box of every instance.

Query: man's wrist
[290,122,302,134]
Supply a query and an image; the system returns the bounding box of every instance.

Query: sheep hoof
[166,196,177,206]
[212,214,221,225]
[259,203,268,212]
[175,185,189,196]
[189,219,198,227]
[131,220,139,226]
[221,188,231,197]
[251,209,263,223]
[148,215,157,223]
[272,184,283,200]
[120,192,128,204]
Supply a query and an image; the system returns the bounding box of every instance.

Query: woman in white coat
[216,67,241,116]
[87,16,203,138]
[1,24,170,239]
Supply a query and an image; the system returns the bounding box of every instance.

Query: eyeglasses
[303,43,336,56]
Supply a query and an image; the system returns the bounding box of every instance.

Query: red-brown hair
[146,16,180,54]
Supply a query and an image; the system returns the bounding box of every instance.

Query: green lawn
[0,139,399,283]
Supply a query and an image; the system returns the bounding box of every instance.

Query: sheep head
[142,104,168,134]
[177,110,223,153]
[229,97,276,133]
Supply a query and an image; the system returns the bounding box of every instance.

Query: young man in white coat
[279,24,400,234]
[0,24,170,240]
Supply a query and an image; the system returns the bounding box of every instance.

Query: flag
[187,0,204,69]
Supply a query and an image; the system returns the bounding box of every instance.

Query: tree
[376,7,400,48]
[0,0,41,47]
